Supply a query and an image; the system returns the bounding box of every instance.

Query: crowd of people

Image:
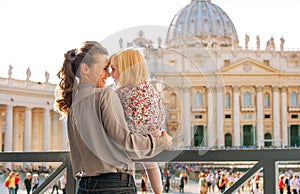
[279,173,300,194]
[3,171,66,194]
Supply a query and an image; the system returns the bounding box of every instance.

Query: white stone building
[121,0,300,149]
[0,76,68,153]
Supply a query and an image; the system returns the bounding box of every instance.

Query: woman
[5,172,16,194]
[198,172,208,194]
[218,173,227,193]
[55,41,172,194]
[278,175,285,194]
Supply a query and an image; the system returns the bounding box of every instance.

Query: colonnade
[1,105,68,152]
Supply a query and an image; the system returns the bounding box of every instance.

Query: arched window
[193,92,203,108]
[291,92,298,106]
[225,93,231,108]
[243,92,251,106]
[225,133,232,147]
[264,93,270,108]
[264,133,272,147]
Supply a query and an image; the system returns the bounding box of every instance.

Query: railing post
[66,159,77,194]
[262,158,277,194]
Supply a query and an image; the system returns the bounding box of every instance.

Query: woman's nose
[106,70,111,77]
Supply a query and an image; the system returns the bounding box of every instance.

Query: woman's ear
[80,63,89,75]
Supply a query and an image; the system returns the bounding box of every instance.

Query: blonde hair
[111,48,149,87]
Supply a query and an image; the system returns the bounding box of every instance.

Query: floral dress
[117,81,165,135]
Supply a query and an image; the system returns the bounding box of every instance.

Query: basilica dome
[166,0,239,48]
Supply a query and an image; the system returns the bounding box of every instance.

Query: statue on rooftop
[245,33,249,49]
[8,65,13,78]
[45,71,50,83]
[280,36,285,51]
[119,38,123,49]
[256,35,260,50]
[269,36,275,50]
[26,67,31,81]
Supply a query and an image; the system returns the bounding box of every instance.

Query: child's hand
[161,130,172,149]
[151,130,162,137]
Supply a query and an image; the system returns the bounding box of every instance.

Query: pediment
[221,58,281,74]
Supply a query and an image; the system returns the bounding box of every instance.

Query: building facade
[0,76,68,152]
[121,0,300,149]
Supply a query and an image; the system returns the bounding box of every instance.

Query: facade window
[225,114,231,119]
[264,114,271,119]
[195,115,202,119]
[225,133,232,147]
[168,59,176,65]
[264,133,272,147]
[264,94,270,108]
[263,60,270,66]
[243,92,251,106]
[225,93,231,108]
[224,59,230,66]
[243,125,255,147]
[291,92,298,106]
[193,125,204,147]
[193,92,203,108]
[291,114,299,119]
[290,125,300,147]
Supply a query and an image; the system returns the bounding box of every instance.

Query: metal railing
[0,151,76,194]
[1,148,300,194]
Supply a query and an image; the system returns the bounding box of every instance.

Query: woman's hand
[161,130,172,149]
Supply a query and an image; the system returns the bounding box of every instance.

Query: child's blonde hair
[111,48,149,87]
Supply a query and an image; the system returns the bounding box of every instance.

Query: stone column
[32,109,39,151]
[233,86,241,147]
[207,87,216,148]
[273,86,280,146]
[24,107,32,152]
[13,108,20,151]
[4,105,13,169]
[23,107,32,168]
[43,108,51,168]
[182,87,191,147]
[256,86,264,147]
[43,108,51,151]
[0,108,2,151]
[61,118,68,150]
[4,105,13,151]
[217,87,224,148]
[52,112,58,150]
[281,87,288,147]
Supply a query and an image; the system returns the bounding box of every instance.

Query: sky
[1,0,300,84]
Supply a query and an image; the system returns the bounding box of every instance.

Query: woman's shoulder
[95,86,115,95]
[95,87,121,103]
